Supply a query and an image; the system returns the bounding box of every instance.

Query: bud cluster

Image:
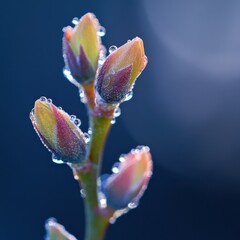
[30,12,152,235]
[62,13,148,106]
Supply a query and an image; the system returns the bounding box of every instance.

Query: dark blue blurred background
[1,0,240,239]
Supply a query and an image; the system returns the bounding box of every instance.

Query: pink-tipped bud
[30,97,87,163]
[101,146,152,210]
[63,13,101,85]
[96,37,147,103]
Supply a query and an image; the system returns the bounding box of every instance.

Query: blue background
[1,0,240,239]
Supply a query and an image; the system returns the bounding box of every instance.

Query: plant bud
[30,97,87,163]
[63,13,101,85]
[96,37,147,103]
[101,146,152,210]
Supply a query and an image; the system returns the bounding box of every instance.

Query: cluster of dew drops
[62,17,134,125]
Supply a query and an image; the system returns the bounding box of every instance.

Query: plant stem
[82,82,96,110]
[77,116,112,240]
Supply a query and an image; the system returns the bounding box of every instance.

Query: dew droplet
[84,133,90,143]
[137,145,150,152]
[97,26,106,37]
[119,154,126,162]
[70,115,76,121]
[128,201,139,209]
[98,56,106,66]
[100,198,107,208]
[109,45,117,54]
[98,192,107,208]
[88,128,92,135]
[52,155,64,164]
[112,162,120,174]
[114,107,121,118]
[123,91,133,102]
[79,89,87,103]
[72,17,79,25]
[47,98,52,104]
[80,189,86,198]
[40,96,47,102]
[73,173,79,180]
[63,67,74,82]
[74,118,81,127]
[79,89,85,98]
[45,217,58,228]
[58,107,62,110]
[111,118,116,124]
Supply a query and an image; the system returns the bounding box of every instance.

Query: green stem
[79,116,112,240]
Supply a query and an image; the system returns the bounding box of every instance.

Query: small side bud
[45,218,77,240]
[63,13,101,85]
[30,97,87,163]
[101,146,152,210]
[96,37,147,104]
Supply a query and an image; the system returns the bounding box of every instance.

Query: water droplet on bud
[40,96,47,102]
[47,98,52,104]
[97,26,106,37]
[119,154,126,162]
[84,133,90,143]
[63,67,74,82]
[70,115,76,121]
[112,162,120,174]
[72,17,79,25]
[45,217,57,228]
[79,89,87,103]
[111,118,116,124]
[74,119,81,127]
[98,192,107,208]
[109,45,117,54]
[128,201,139,209]
[98,56,106,66]
[123,91,133,102]
[52,155,64,164]
[114,107,121,118]
[88,128,92,135]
